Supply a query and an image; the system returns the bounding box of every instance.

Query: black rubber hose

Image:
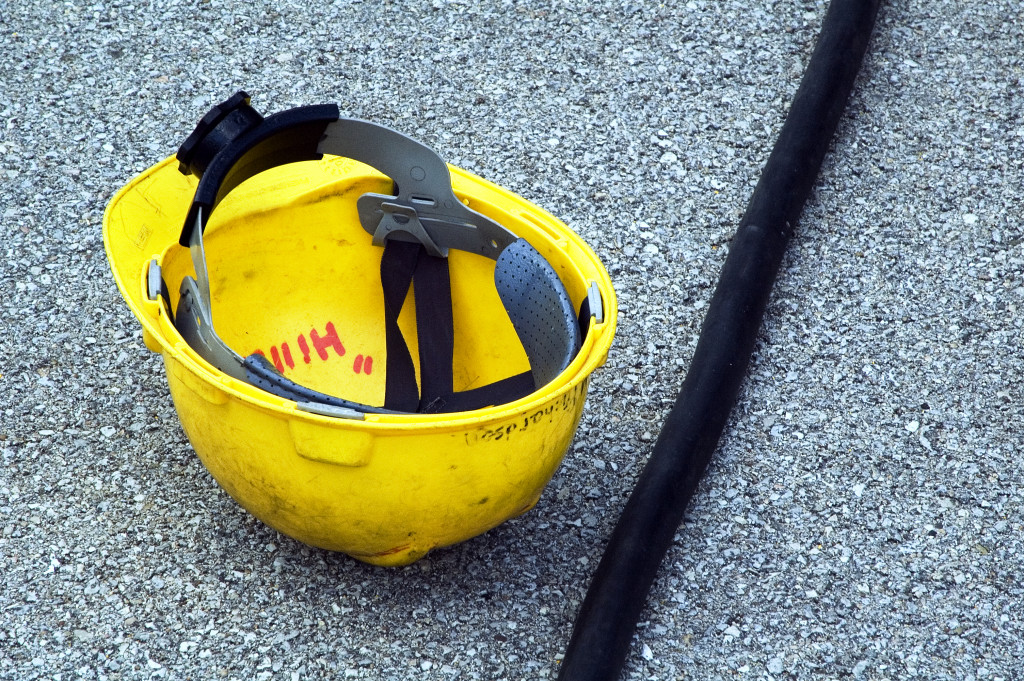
[557,1,881,679]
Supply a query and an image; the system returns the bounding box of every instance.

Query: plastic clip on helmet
[104,91,616,565]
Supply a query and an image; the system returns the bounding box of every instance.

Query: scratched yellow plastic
[103,154,616,565]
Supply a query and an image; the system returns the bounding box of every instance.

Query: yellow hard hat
[103,91,616,566]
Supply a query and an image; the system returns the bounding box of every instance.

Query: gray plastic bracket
[296,401,367,420]
[587,281,605,324]
[146,259,163,301]
[318,119,517,260]
[358,195,448,258]
[174,208,249,382]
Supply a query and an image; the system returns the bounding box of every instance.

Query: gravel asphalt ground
[2,1,1022,679]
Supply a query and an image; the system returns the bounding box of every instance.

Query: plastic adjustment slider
[176,91,264,178]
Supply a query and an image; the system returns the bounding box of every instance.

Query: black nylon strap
[412,251,455,409]
[379,240,421,412]
[577,296,594,343]
[378,240,545,414]
[421,371,536,414]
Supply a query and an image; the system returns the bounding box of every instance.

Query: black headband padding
[177,91,260,177]
[178,103,341,246]
[243,354,399,415]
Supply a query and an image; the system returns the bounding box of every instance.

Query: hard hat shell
[104,151,616,566]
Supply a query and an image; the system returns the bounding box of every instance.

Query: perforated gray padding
[494,239,581,390]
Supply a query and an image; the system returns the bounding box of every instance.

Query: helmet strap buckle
[362,197,449,258]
